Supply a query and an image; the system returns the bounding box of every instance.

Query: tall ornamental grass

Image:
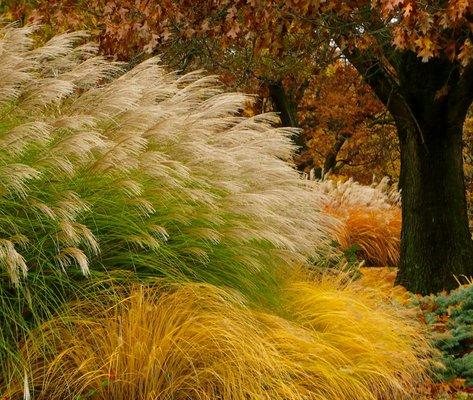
[0,22,335,383]
[0,23,332,289]
[317,178,401,266]
[0,23,433,399]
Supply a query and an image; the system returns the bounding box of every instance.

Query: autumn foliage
[1,1,473,398]
[6,0,467,184]
[6,0,471,65]
[299,63,398,181]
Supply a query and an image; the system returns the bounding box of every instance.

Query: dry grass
[317,178,402,266]
[8,275,432,400]
[358,267,411,304]
[329,206,401,266]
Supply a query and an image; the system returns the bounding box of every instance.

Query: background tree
[299,62,398,181]
[309,1,473,294]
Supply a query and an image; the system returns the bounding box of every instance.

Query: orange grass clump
[329,206,401,266]
[317,178,402,266]
[11,277,432,400]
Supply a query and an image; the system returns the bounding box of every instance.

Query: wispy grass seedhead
[316,177,401,210]
[0,22,332,288]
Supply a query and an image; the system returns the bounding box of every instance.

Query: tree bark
[394,108,473,294]
[267,80,315,172]
[267,80,307,150]
[323,134,349,174]
[391,56,473,294]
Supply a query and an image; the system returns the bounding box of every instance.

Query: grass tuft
[6,276,433,400]
[317,178,401,266]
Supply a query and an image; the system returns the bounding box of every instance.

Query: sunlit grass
[4,274,432,400]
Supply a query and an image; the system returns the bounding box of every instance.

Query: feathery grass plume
[0,22,338,382]
[0,21,333,287]
[9,277,432,400]
[316,177,401,266]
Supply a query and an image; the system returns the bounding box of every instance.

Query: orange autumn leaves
[299,63,399,182]
[7,1,473,66]
[4,2,468,184]
[385,0,473,64]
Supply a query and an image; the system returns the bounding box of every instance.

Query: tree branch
[342,47,405,116]
[323,134,349,173]
[451,62,473,116]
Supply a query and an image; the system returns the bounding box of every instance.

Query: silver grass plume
[0,22,336,287]
[315,177,401,210]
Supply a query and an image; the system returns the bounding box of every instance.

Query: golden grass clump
[358,267,412,304]
[19,284,300,400]
[317,178,402,266]
[12,277,432,400]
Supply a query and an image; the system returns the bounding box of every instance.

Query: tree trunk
[268,81,298,127]
[344,48,473,294]
[323,134,349,174]
[267,80,307,150]
[394,107,473,294]
[268,80,315,172]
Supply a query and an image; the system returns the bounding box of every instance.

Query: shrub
[415,283,473,389]
[6,276,431,400]
[359,267,473,397]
